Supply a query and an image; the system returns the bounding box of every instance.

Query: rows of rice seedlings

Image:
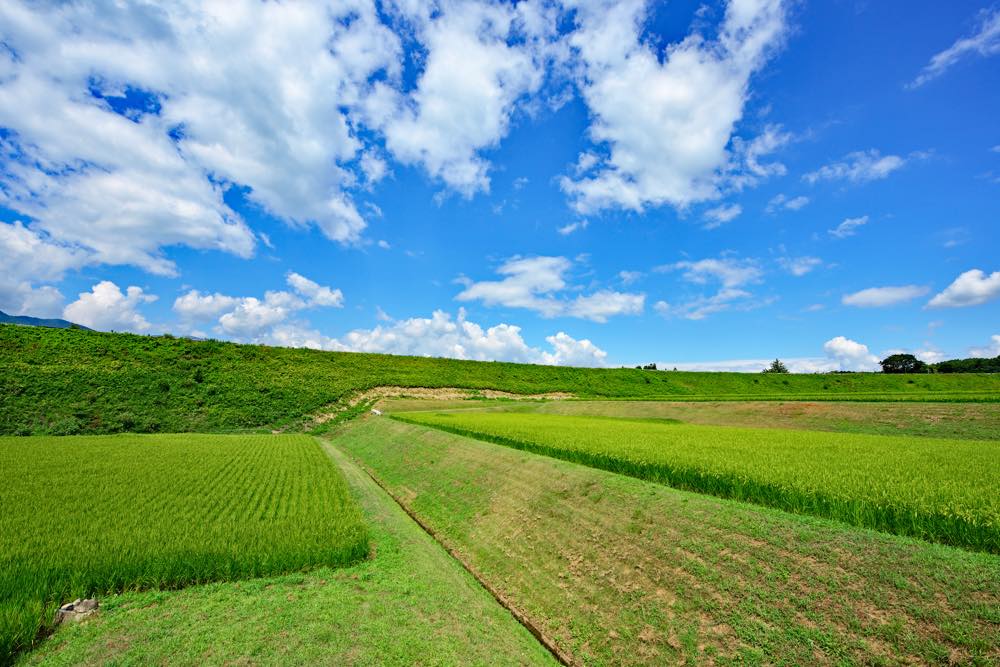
[0,434,368,663]
[395,412,1000,553]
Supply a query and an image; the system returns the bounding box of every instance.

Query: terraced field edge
[391,414,999,554]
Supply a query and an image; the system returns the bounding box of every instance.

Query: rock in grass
[55,599,98,624]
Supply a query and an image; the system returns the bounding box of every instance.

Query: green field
[20,438,554,666]
[339,418,1000,665]
[382,397,1000,440]
[3,324,999,436]
[0,434,368,662]
[395,412,1000,552]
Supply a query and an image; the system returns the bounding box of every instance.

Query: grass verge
[395,412,1000,553]
[19,436,555,666]
[1,434,368,663]
[340,417,1000,665]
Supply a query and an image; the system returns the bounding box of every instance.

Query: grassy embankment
[20,438,554,666]
[395,412,1000,553]
[3,324,1000,436]
[381,398,1000,440]
[340,417,1000,665]
[0,434,368,663]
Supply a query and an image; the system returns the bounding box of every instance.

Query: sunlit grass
[395,412,1000,553]
[0,433,368,662]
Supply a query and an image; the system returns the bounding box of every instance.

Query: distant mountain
[0,310,90,330]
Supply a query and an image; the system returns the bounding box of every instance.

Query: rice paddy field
[3,328,999,665]
[0,433,368,662]
[393,411,1000,553]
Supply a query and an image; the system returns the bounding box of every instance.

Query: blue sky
[1,0,998,370]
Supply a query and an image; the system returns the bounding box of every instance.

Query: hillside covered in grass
[2,324,999,435]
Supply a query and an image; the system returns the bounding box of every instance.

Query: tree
[879,353,928,374]
[762,359,789,374]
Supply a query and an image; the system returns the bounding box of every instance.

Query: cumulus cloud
[0,0,410,279]
[822,335,879,371]
[381,2,549,195]
[970,334,1000,357]
[297,309,607,367]
[455,255,644,322]
[927,269,1000,308]
[702,203,742,229]
[842,285,929,308]
[908,8,1000,89]
[560,0,788,213]
[64,281,157,332]
[828,215,868,239]
[0,220,85,316]
[804,150,905,184]
[286,272,344,308]
[172,272,344,339]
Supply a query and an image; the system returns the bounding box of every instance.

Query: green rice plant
[395,412,1000,554]
[0,434,368,663]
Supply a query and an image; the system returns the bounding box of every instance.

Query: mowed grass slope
[21,440,555,666]
[0,434,368,662]
[3,324,999,436]
[340,418,1000,665]
[396,412,1000,552]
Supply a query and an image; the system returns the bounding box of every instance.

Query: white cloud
[842,285,929,308]
[377,240,391,250]
[560,0,788,213]
[328,309,607,367]
[381,2,548,195]
[970,334,1000,357]
[914,346,946,364]
[0,0,404,279]
[657,335,879,372]
[0,282,65,319]
[0,220,85,316]
[172,291,240,321]
[64,281,157,332]
[539,331,608,366]
[455,255,643,321]
[909,8,1000,88]
[660,257,763,288]
[927,269,1000,308]
[778,256,822,277]
[828,215,868,239]
[557,220,589,235]
[654,288,758,321]
[566,290,644,323]
[766,193,809,213]
[286,272,344,308]
[822,335,879,371]
[618,270,643,285]
[172,272,344,339]
[656,357,833,373]
[702,203,742,229]
[804,150,905,185]
[655,256,765,320]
